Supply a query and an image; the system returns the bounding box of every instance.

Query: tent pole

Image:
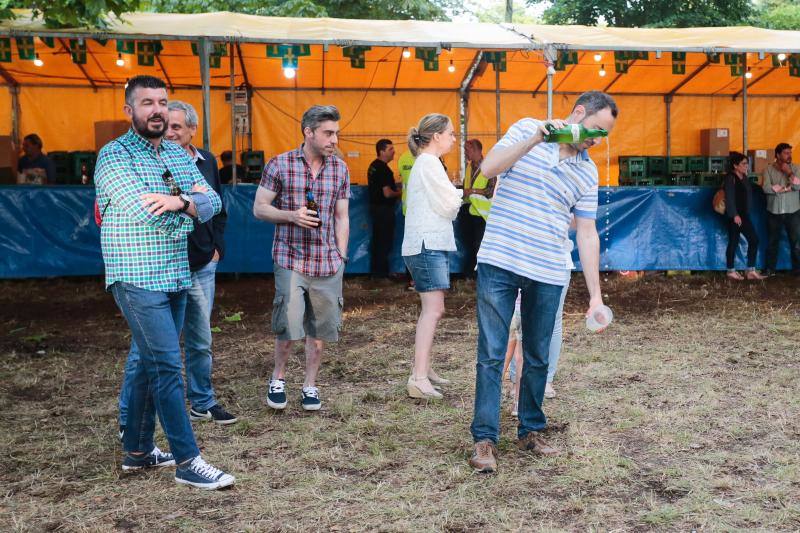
[199,38,212,152]
[10,86,19,149]
[230,40,238,187]
[742,57,748,155]
[495,67,501,141]
[665,95,672,161]
[459,52,483,184]
[543,46,556,120]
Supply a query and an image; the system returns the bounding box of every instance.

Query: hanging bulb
[283,67,296,79]
[599,64,607,77]
[745,67,753,79]
[116,53,125,67]
[448,60,455,73]
[402,48,411,59]
[594,53,602,62]
[778,53,787,62]
[33,53,43,67]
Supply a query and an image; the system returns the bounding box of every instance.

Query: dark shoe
[301,386,322,411]
[764,269,777,277]
[517,432,560,456]
[122,446,176,471]
[190,404,238,425]
[468,440,497,473]
[267,378,287,410]
[175,456,235,490]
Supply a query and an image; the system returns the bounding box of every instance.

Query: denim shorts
[403,244,450,292]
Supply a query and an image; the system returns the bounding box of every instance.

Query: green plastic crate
[48,151,72,184]
[635,176,665,186]
[70,151,96,185]
[698,173,722,187]
[688,156,708,174]
[619,156,647,180]
[241,150,265,181]
[647,156,667,177]
[669,174,696,186]
[708,156,727,174]
[669,156,688,174]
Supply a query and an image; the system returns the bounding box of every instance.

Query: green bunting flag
[93,39,108,47]
[15,37,35,60]
[554,50,578,71]
[266,44,311,69]
[136,41,162,66]
[789,55,800,78]
[40,37,55,48]
[706,52,721,64]
[342,46,371,69]
[68,39,86,65]
[484,51,507,72]
[415,47,439,71]
[671,52,686,75]
[117,40,134,55]
[190,42,227,68]
[613,51,630,73]
[0,38,11,63]
[723,53,744,76]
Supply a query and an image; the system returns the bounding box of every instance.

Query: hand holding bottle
[531,119,568,145]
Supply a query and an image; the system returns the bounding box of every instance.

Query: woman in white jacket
[402,113,463,399]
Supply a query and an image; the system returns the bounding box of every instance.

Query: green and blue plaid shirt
[94,129,221,292]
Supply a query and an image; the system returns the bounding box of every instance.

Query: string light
[599,64,607,77]
[778,53,787,62]
[402,48,411,59]
[594,53,602,62]
[283,67,296,79]
[116,53,125,67]
[33,53,43,67]
[448,60,455,73]
[745,67,753,79]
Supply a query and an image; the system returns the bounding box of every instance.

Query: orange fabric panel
[0,88,11,136]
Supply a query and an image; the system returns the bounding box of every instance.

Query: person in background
[761,142,800,276]
[367,139,401,278]
[218,150,247,185]
[17,133,55,185]
[724,152,766,281]
[402,113,463,400]
[457,139,496,276]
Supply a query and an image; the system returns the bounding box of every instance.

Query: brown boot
[517,432,560,456]
[468,440,497,473]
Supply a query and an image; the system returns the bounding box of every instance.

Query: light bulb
[599,64,606,77]
[594,53,602,62]
[448,60,455,73]
[33,54,43,67]
[402,48,411,59]
[745,68,753,79]
[283,67,296,79]
[778,53,787,61]
[116,53,125,67]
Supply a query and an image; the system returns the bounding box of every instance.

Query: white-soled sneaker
[121,446,175,471]
[267,379,287,410]
[175,456,235,490]
[301,386,322,411]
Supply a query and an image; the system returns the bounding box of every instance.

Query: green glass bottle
[544,123,608,144]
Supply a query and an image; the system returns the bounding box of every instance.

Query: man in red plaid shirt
[254,105,350,412]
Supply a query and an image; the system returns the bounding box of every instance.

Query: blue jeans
[111,282,199,464]
[470,263,563,444]
[119,261,219,426]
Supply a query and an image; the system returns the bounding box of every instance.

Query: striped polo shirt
[477,118,598,286]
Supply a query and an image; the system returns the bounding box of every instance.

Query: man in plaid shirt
[95,75,234,490]
[254,105,350,412]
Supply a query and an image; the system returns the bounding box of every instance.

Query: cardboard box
[0,135,16,169]
[700,128,730,156]
[94,120,130,151]
[748,149,770,175]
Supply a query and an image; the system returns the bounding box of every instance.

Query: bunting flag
[342,46,371,69]
[136,41,162,66]
[613,51,630,73]
[671,52,686,75]
[554,50,578,71]
[483,51,507,72]
[68,39,86,65]
[190,42,227,68]
[706,52,721,64]
[15,37,35,60]
[117,40,134,55]
[266,44,311,69]
[40,37,55,48]
[789,55,800,78]
[723,53,744,76]
[0,38,11,63]
[93,39,108,47]
[414,47,439,71]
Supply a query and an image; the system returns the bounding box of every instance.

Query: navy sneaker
[121,446,176,471]
[175,456,235,490]
[267,379,287,410]
[190,404,238,425]
[301,386,322,411]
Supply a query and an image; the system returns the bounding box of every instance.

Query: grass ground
[1,273,799,531]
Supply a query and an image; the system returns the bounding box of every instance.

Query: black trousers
[370,205,396,276]
[766,211,800,271]
[726,215,759,270]
[456,203,486,276]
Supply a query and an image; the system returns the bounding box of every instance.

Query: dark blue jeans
[111,282,200,464]
[470,263,563,444]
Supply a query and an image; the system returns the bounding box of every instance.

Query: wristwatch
[179,193,192,213]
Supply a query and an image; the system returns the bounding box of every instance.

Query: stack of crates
[668,156,693,185]
[618,156,647,186]
[49,151,72,184]
[70,151,96,185]
[241,150,265,182]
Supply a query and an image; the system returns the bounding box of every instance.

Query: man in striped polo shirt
[468,91,618,473]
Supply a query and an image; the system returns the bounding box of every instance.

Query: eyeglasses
[162,169,182,196]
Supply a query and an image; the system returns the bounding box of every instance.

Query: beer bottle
[544,123,608,144]
[306,190,320,225]
[80,164,89,185]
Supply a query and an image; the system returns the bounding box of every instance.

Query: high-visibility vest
[398,150,415,216]
[466,162,492,220]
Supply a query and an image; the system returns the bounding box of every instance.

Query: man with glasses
[95,75,234,490]
[253,105,350,412]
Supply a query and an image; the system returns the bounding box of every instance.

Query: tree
[755,0,800,30]
[4,0,141,28]
[529,0,753,28]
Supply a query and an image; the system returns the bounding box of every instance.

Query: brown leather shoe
[517,432,560,456]
[468,440,497,473]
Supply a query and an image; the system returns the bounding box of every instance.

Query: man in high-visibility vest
[397,149,415,216]
[457,139,495,275]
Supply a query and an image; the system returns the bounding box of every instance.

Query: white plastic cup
[586,305,613,332]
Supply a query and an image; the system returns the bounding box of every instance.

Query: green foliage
[756,0,800,30]
[530,0,753,28]
[6,0,141,28]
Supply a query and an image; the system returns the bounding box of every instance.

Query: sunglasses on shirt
[162,169,182,196]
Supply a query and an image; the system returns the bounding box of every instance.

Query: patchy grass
[1,273,800,531]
